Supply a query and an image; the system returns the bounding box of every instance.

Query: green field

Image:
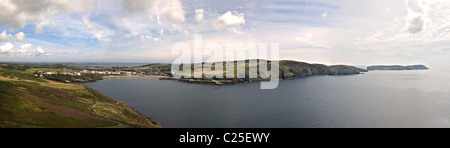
[144,64,172,69]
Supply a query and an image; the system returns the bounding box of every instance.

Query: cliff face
[279,61,367,80]
[367,65,429,71]
[0,68,159,128]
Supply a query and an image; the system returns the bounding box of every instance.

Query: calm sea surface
[85,68,450,128]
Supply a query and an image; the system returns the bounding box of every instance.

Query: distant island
[367,65,429,71]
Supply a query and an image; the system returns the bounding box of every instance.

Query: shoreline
[103,75,168,79]
[132,109,162,128]
[163,72,365,86]
[83,84,162,128]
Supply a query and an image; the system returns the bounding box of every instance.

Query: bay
[85,68,450,128]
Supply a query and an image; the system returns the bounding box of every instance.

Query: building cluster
[34,71,82,77]
[135,68,169,76]
[34,67,169,77]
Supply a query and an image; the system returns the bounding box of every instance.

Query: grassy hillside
[141,64,172,69]
[165,60,367,85]
[0,67,159,128]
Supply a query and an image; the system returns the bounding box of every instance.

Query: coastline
[162,72,364,86]
[84,85,161,128]
[83,79,163,127]
[132,109,162,127]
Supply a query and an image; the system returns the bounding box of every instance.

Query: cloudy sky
[0,0,449,67]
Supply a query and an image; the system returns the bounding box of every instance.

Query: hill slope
[169,60,367,84]
[0,67,159,128]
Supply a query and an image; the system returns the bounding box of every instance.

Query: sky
[0,0,449,67]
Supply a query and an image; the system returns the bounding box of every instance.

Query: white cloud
[214,11,246,33]
[407,16,424,34]
[82,15,101,30]
[35,19,50,34]
[1,0,448,66]
[1,31,25,42]
[117,16,153,37]
[0,42,14,54]
[35,47,46,56]
[122,0,159,13]
[0,0,96,30]
[15,32,25,42]
[82,15,113,41]
[50,0,96,13]
[35,47,51,56]
[122,0,185,25]
[0,31,13,42]
[2,43,51,56]
[160,0,186,24]
[157,15,162,24]
[17,43,31,54]
[322,10,328,18]
[406,0,425,13]
[356,0,450,43]
[406,0,426,34]
[35,47,44,54]
[140,35,152,40]
[195,9,204,22]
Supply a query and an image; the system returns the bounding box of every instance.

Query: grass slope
[0,67,159,128]
[170,60,367,79]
